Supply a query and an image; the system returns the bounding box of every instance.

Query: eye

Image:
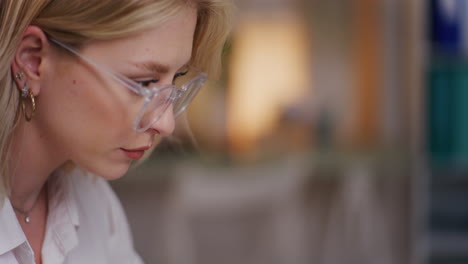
[173,71,189,83]
[136,79,159,88]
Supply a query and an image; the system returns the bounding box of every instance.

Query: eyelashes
[137,79,158,87]
[136,71,189,87]
[174,71,188,79]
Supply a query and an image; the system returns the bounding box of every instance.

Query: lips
[120,146,150,160]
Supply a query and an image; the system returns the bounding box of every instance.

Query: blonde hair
[0,0,233,197]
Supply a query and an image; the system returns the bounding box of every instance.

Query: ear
[11,26,50,96]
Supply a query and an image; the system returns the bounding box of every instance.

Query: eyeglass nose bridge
[142,88,152,98]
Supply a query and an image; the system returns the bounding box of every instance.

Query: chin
[80,161,130,181]
[98,166,129,181]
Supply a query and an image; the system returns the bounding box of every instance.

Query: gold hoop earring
[21,89,36,122]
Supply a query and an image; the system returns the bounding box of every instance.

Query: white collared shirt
[0,168,143,264]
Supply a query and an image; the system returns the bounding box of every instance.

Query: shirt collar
[0,167,81,260]
[47,167,80,228]
[0,197,28,256]
[42,167,80,263]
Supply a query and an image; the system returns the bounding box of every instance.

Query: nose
[148,104,175,137]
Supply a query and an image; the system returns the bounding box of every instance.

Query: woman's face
[38,8,197,179]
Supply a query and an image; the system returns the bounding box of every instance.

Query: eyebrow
[131,60,191,75]
[132,61,170,74]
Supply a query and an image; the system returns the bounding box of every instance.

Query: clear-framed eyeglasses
[49,37,207,132]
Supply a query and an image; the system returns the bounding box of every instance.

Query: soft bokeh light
[227,11,311,155]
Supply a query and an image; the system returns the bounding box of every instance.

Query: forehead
[80,7,197,73]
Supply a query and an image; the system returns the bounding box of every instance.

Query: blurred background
[110,0,468,263]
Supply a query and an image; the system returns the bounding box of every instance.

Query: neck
[8,118,67,211]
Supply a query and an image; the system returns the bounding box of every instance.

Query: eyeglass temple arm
[48,37,142,94]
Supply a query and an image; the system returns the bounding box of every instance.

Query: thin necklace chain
[11,196,40,215]
[11,188,45,224]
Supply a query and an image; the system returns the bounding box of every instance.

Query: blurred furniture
[112,153,414,264]
[163,157,310,264]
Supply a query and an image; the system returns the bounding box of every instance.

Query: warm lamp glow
[228,12,311,155]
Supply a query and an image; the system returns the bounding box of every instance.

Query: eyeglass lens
[136,75,206,131]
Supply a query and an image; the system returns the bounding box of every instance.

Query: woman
[0,0,232,263]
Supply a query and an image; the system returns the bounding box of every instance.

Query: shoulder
[67,169,117,222]
[67,168,128,237]
[65,168,143,263]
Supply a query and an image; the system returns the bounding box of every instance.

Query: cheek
[68,79,115,133]
[39,76,132,156]
[39,60,140,179]
[70,79,134,145]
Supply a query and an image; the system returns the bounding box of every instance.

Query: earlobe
[12,26,49,96]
